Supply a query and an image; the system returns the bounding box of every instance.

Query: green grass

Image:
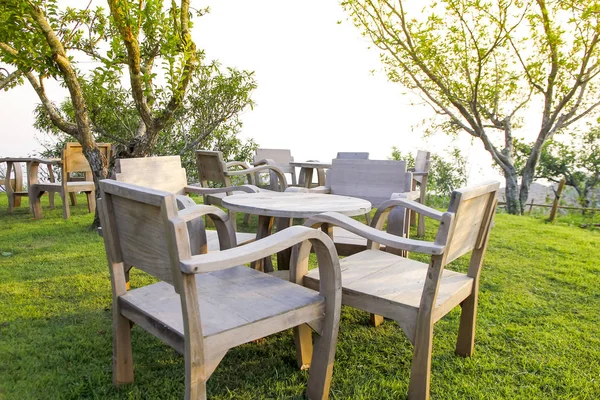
[1,194,599,399]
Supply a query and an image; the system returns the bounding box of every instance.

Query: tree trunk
[82,144,110,228]
[504,170,521,214]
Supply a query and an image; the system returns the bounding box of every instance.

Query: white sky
[0,0,502,183]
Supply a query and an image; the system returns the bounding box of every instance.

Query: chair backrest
[63,142,111,176]
[195,150,230,187]
[438,181,500,264]
[115,156,188,195]
[413,150,431,184]
[336,152,369,159]
[253,149,294,173]
[329,158,410,207]
[99,179,185,286]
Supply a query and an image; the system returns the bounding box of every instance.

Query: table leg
[276,217,293,270]
[27,161,43,219]
[300,168,314,188]
[250,215,274,272]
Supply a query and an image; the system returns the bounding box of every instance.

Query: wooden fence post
[549,177,566,222]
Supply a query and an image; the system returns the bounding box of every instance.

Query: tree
[0,0,198,225]
[343,0,600,214]
[533,128,600,208]
[390,147,467,199]
[34,56,258,181]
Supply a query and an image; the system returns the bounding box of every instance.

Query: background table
[222,192,370,272]
[1,157,61,213]
[289,161,331,188]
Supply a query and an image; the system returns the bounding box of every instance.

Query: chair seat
[206,230,255,251]
[120,265,325,355]
[34,181,95,193]
[304,250,473,324]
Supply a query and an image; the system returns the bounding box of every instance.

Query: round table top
[289,161,332,169]
[222,192,371,219]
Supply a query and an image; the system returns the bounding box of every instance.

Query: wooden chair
[287,158,419,256]
[98,179,342,400]
[409,150,432,237]
[195,150,288,228]
[336,152,369,159]
[253,148,297,187]
[301,181,500,400]
[30,142,111,219]
[114,155,255,250]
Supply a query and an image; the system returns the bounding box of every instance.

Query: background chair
[287,158,419,256]
[195,150,288,229]
[336,152,369,159]
[302,181,500,400]
[30,142,111,219]
[409,150,431,237]
[253,148,297,187]
[114,155,255,250]
[98,179,342,400]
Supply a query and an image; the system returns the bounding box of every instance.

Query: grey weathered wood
[254,148,297,186]
[99,180,342,399]
[222,192,371,219]
[336,152,369,159]
[114,155,252,250]
[302,181,500,400]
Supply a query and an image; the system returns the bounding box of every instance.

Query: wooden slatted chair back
[336,152,369,159]
[195,150,230,186]
[329,158,410,207]
[99,180,185,287]
[115,156,188,195]
[438,181,500,264]
[413,150,431,185]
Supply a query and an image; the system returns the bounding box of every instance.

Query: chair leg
[408,324,434,400]
[455,292,478,357]
[369,314,384,327]
[306,317,339,399]
[113,314,134,385]
[294,324,313,370]
[185,378,207,400]
[61,192,71,219]
[86,191,96,214]
[69,192,77,206]
[243,213,251,225]
[417,213,426,237]
[31,190,44,219]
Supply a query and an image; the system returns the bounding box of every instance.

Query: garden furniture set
[2,144,498,400]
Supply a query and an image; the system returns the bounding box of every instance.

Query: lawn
[0,193,599,399]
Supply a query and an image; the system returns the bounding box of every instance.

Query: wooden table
[0,157,61,213]
[289,161,331,187]
[222,192,370,272]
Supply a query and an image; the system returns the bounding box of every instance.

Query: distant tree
[389,147,467,197]
[532,128,600,208]
[343,0,600,214]
[35,56,258,179]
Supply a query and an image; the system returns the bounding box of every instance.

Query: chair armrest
[179,225,337,273]
[393,190,421,201]
[305,212,445,255]
[285,186,331,194]
[177,204,237,251]
[227,165,288,191]
[379,197,443,221]
[253,158,277,166]
[184,184,260,195]
[175,195,196,210]
[412,171,428,177]
[226,161,251,169]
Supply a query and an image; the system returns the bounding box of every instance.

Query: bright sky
[0,0,501,183]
